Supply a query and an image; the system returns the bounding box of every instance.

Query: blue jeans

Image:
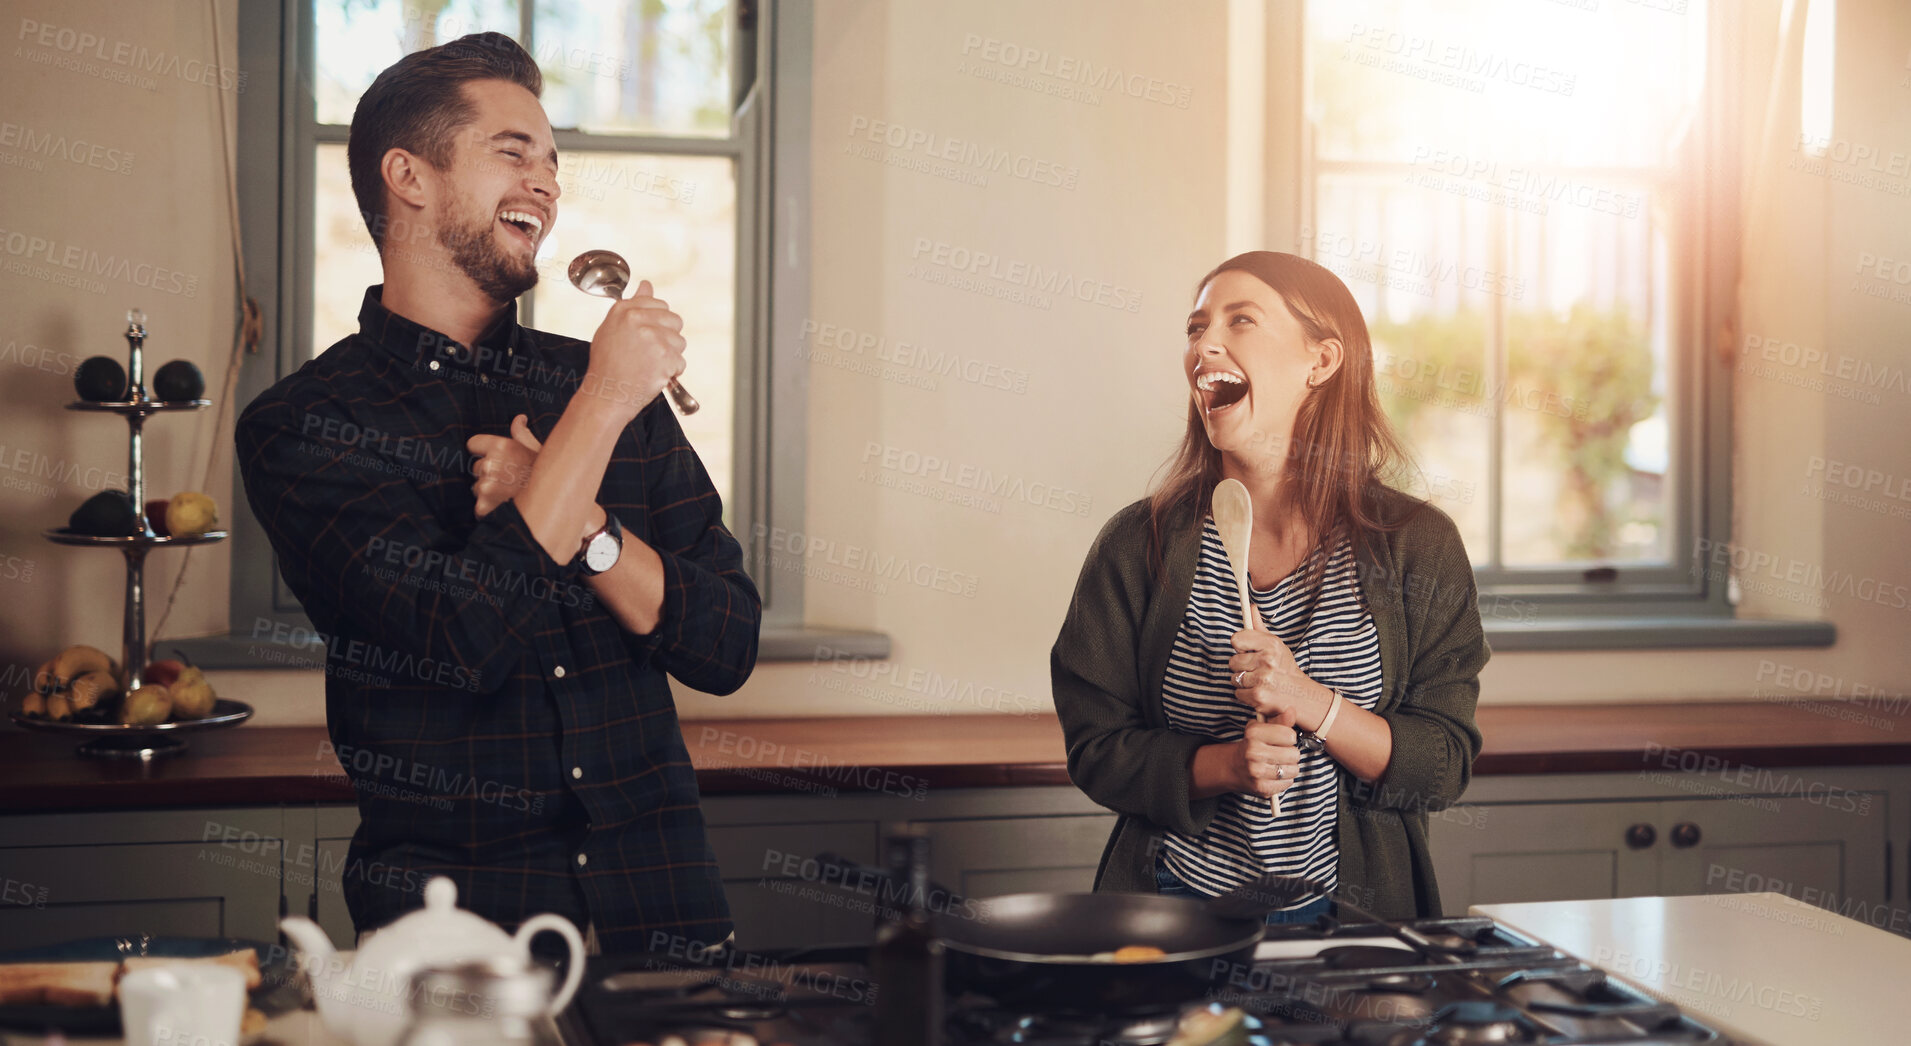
[1154,856,1335,925]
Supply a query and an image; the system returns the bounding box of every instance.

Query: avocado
[75,356,127,402]
[153,359,205,401]
[69,489,138,536]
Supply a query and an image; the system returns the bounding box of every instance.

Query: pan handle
[1211,873,1474,959]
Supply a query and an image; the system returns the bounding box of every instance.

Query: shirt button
[576,853,588,867]
[553,665,566,678]
[571,766,583,780]
[428,360,440,371]
[479,374,490,383]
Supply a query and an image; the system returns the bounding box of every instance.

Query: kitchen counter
[1478,893,1911,1046]
[2,700,1906,813]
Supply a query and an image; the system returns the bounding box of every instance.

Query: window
[202,0,864,665]
[307,1,742,506]
[1298,0,1762,638]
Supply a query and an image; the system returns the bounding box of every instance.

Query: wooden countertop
[2,701,1906,813]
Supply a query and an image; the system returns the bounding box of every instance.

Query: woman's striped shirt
[1159,516,1382,907]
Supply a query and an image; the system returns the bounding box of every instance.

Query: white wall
[1,0,1904,729]
[0,0,238,703]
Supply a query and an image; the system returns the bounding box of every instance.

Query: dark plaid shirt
[236,286,759,952]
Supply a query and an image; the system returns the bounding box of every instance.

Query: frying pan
[812,854,1265,1010]
[935,890,1264,1010]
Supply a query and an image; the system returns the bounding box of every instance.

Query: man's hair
[347,32,543,251]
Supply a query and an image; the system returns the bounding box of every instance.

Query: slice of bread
[121,949,263,991]
[0,960,119,1007]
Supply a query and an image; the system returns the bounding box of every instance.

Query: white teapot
[278,877,585,1046]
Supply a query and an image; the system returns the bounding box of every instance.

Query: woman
[1051,251,1486,922]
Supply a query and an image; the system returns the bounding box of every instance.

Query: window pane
[1322,175,1498,563]
[312,143,383,356]
[316,0,522,126]
[1305,0,1702,569]
[533,0,731,137]
[1307,0,1707,166]
[1499,196,1671,565]
[530,153,737,509]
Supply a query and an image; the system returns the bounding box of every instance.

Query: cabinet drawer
[918,814,1116,897]
[0,840,286,948]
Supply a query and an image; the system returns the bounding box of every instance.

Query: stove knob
[1671,821,1702,848]
[1624,823,1656,849]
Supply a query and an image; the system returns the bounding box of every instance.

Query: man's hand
[467,414,544,519]
[579,278,686,420]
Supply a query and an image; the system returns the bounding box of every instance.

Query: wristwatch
[579,510,623,575]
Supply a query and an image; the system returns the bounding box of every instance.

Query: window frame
[189,0,884,670]
[1285,0,1831,649]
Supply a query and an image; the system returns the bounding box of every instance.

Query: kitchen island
[1479,893,1911,1045]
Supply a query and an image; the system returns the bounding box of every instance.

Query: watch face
[584,531,619,573]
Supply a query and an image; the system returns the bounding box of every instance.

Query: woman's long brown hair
[1148,251,1417,608]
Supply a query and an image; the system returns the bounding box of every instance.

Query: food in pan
[1111,945,1168,963]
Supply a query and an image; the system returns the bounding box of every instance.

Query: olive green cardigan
[1049,488,1488,918]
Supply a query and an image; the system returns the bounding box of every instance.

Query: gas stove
[559,916,1746,1046]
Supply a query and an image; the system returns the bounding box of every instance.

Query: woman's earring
[1306,374,1320,389]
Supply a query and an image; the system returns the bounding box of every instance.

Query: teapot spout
[278,915,338,977]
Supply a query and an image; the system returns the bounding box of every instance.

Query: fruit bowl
[9,698,253,759]
[65,397,211,416]
[43,527,228,547]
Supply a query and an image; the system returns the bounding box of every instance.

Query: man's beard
[438,195,539,304]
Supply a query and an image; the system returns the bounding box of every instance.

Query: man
[236,32,759,952]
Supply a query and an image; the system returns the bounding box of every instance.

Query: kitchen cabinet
[2,762,1902,951]
[1428,767,1902,931]
[0,807,288,949]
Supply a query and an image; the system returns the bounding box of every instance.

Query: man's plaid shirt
[236,286,759,951]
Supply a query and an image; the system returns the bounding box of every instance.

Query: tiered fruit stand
[17,310,252,758]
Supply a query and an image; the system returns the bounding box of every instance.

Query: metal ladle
[566,249,700,415]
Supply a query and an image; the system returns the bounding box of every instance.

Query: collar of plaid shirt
[235,285,760,954]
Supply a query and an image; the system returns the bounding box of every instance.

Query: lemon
[165,491,219,538]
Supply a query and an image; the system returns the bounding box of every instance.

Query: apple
[144,660,185,687]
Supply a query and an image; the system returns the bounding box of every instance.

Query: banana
[20,691,46,717]
[32,660,60,695]
[52,645,117,687]
[67,670,120,712]
[46,693,74,721]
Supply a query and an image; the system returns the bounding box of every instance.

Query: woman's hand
[466,414,543,519]
[1231,719,1302,798]
[1229,604,1331,728]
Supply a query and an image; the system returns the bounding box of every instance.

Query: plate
[0,935,301,1034]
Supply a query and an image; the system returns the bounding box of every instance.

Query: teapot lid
[358,877,514,964]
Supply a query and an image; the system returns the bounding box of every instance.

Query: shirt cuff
[471,499,586,599]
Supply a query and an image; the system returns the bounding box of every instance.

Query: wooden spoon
[1212,479,1280,816]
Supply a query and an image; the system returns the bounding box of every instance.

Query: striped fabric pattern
[1160,516,1382,906]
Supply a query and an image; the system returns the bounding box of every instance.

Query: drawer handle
[1625,823,1657,850]
[1671,822,1702,849]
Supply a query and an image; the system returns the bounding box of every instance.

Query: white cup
[118,964,247,1046]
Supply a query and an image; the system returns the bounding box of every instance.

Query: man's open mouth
[498,208,544,247]
[1196,369,1250,414]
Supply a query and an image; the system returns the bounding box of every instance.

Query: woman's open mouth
[1195,369,1250,415]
